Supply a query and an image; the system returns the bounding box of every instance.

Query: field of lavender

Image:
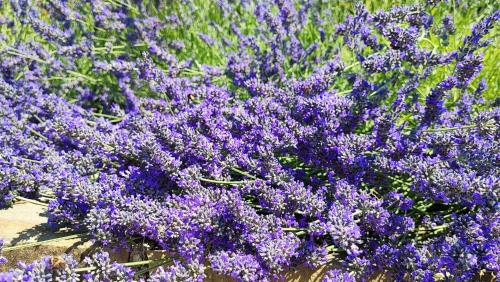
[0,0,499,281]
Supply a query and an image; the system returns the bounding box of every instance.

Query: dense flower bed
[0,0,498,281]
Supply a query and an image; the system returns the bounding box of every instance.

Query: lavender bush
[0,251,135,281]
[0,0,498,281]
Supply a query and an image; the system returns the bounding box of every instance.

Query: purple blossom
[0,239,6,265]
[0,2,498,281]
[209,251,267,282]
[323,269,356,282]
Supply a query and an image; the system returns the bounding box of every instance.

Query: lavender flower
[198,32,215,46]
[323,269,356,282]
[82,251,134,281]
[454,54,483,88]
[0,254,79,281]
[460,10,499,58]
[0,2,498,281]
[149,259,205,282]
[0,239,6,265]
[437,15,456,42]
[209,251,266,282]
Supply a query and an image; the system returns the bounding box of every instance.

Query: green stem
[5,50,46,64]
[75,259,163,273]
[47,76,77,81]
[230,167,258,179]
[419,37,437,52]
[336,89,353,95]
[92,112,121,119]
[282,227,308,232]
[93,43,146,51]
[14,157,42,164]
[66,71,99,83]
[198,177,249,185]
[133,258,171,278]
[73,18,106,32]
[26,126,49,141]
[423,124,495,133]
[343,61,360,72]
[107,0,139,13]
[419,224,448,231]
[326,245,342,252]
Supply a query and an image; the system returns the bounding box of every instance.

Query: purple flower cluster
[0,239,6,265]
[0,251,135,281]
[0,1,498,281]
